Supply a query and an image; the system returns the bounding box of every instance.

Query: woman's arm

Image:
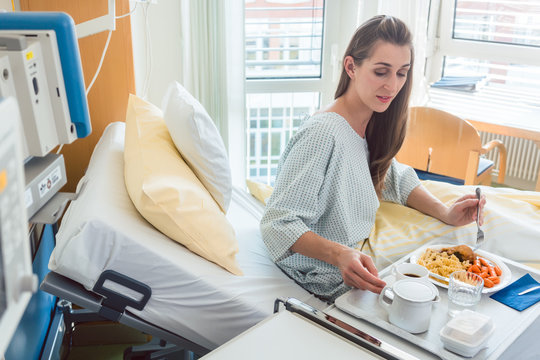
[406,184,485,226]
[291,231,386,293]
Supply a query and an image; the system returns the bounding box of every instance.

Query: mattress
[49,122,326,350]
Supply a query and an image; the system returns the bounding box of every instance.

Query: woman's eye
[397,72,407,78]
[375,71,386,77]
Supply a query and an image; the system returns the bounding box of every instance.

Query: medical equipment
[0,12,91,158]
[0,97,37,357]
[0,11,91,358]
[0,12,91,220]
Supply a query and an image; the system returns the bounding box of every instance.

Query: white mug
[379,278,440,333]
[392,262,429,281]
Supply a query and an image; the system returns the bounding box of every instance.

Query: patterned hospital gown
[260,112,420,302]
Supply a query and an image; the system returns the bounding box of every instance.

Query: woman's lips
[377,95,392,103]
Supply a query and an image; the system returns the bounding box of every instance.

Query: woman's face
[346,41,411,113]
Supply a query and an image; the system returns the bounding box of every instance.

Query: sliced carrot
[475,258,481,268]
[488,266,496,277]
[494,265,502,276]
[488,276,500,284]
[484,278,495,288]
[469,264,481,273]
[479,257,490,267]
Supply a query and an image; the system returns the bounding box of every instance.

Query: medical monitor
[0,12,91,157]
[0,97,36,357]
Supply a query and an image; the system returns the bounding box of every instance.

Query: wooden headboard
[21,0,135,192]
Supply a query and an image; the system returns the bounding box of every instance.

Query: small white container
[440,309,495,357]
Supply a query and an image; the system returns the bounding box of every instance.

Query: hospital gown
[260,112,420,302]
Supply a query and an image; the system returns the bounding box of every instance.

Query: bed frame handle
[93,270,152,321]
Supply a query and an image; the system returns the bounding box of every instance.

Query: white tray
[334,247,540,360]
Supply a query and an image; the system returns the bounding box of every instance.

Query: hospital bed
[41,121,327,357]
[40,121,540,358]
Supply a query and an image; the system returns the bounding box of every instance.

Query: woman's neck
[324,95,373,138]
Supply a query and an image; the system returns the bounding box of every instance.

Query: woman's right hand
[291,231,386,294]
[336,248,386,294]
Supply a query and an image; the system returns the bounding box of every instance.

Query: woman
[260,15,485,303]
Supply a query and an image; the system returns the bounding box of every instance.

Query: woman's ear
[344,56,355,78]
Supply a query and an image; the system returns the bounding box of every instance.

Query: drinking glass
[447,271,484,317]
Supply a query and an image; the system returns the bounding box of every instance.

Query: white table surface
[201,310,386,360]
[200,294,540,360]
[202,254,540,359]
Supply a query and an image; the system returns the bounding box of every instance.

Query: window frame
[244,1,345,184]
[245,1,343,117]
[428,0,540,83]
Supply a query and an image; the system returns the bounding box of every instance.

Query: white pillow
[162,81,232,213]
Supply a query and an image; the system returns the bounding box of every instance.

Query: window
[246,92,318,185]
[426,0,540,189]
[245,1,324,79]
[244,0,340,185]
[429,0,540,110]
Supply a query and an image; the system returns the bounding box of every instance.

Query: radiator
[480,132,540,183]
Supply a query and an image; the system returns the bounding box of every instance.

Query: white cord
[85,30,113,96]
[56,144,64,154]
[141,2,152,100]
[85,2,141,96]
[116,2,138,19]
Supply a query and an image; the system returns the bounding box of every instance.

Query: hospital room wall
[20,0,136,192]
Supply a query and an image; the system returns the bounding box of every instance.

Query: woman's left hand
[444,193,486,227]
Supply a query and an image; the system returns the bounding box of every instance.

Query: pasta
[417,248,471,278]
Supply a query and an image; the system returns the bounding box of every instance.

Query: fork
[518,285,540,296]
[472,187,485,252]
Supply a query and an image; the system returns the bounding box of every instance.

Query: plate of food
[409,244,511,294]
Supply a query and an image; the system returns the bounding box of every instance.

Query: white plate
[409,244,511,294]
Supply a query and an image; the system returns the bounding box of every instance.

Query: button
[32,76,39,95]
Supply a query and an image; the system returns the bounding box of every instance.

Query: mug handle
[378,285,393,312]
[391,264,398,279]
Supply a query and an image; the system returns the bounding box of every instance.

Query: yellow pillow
[246,179,274,205]
[124,94,242,275]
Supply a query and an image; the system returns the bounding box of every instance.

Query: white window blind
[453,0,540,46]
[428,0,540,189]
[430,0,540,113]
[441,0,540,96]
[245,0,324,79]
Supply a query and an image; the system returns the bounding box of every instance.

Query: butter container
[440,310,494,357]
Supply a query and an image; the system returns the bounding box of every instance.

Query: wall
[0,0,13,10]
[21,0,135,192]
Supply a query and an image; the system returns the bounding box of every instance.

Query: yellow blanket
[370,181,540,269]
[247,179,540,270]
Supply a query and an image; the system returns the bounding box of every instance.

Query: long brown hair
[335,15,414,196]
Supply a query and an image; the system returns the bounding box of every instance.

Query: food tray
[334,245,540,360]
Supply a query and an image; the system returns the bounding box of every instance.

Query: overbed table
[203,253,540,359]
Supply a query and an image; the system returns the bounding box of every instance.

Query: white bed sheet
[49,122,325,350]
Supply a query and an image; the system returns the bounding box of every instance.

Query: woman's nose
[384,75,398,92]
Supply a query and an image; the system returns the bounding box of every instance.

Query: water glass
[448,271,484,317]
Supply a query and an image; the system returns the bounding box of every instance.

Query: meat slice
[441,245,476,263]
